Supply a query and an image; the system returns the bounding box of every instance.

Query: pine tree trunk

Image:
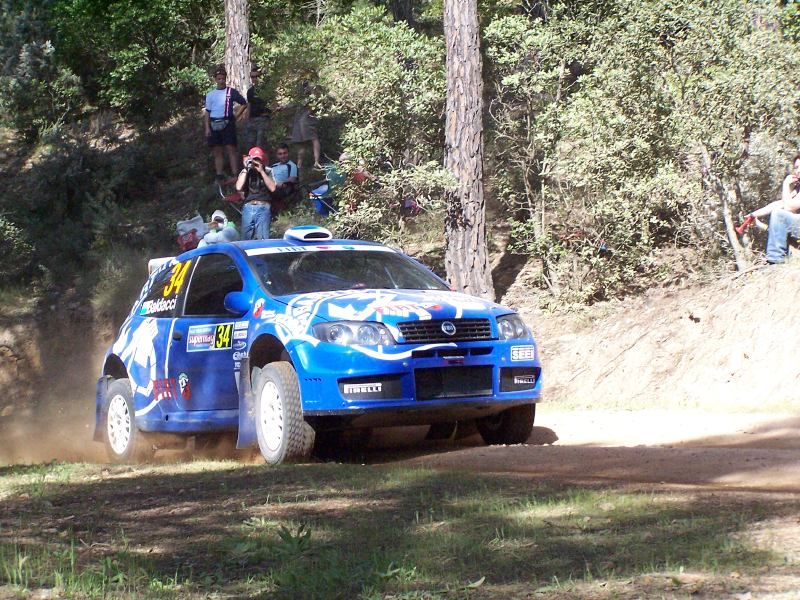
[224,0,250,94]
[443,0,494,300]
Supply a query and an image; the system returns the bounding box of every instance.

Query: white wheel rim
[259,381,284,453]
[107,393,131,456]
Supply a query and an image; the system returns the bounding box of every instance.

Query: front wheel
[476,404,535,445]
[254,362,314,465]
[104,378,154,463]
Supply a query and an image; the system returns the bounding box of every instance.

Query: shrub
[0,216,34,280]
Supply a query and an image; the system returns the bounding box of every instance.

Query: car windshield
[247,249,449,296]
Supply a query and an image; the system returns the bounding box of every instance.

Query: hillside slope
[509,262,800,413]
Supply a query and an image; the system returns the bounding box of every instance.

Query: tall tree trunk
[443,0,494,300]
[224,0,250,94]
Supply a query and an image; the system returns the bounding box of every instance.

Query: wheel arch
[237,333,292,449]
[94,355,129,443]
[248,333,292,371]
[103,354,129,381]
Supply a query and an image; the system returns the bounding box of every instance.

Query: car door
[123,258,193,418]
[168,252,247,412]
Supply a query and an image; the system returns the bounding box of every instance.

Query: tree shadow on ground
[0,461,788,599]
[492,251,529,300]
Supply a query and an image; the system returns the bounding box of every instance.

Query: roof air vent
[284,225,333,242]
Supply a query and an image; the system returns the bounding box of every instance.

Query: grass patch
[0,461,786,598]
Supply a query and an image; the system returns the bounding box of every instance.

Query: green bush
[0,1,83,139]
[0,216,34,280]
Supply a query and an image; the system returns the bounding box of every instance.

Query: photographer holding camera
[236,147,277,240]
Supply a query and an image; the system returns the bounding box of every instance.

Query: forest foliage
[1,0,799,304]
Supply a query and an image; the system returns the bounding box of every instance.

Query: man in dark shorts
[244,67,271,150]
[204,66,247,182]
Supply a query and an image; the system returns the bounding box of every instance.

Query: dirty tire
[254,362,310,465]
[476,404,535,445]
[104,378,154,464]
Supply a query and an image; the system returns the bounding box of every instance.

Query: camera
[245,156,262,170]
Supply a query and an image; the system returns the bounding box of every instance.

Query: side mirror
[224,291,251,316]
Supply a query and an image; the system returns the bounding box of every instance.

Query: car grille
[398,319,492,343]
[415,366,493,400]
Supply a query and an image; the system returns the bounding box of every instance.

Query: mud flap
[93,375,113,442]
[236,364,260,449]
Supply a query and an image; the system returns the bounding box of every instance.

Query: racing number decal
[214,324,232,349]
[163,261,190,298]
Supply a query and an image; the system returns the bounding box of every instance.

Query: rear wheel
[476,404,535,445]
[104,378,154,463]
[254,362,313,465]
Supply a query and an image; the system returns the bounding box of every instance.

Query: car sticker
[162,260,191,298]
[187,323,234,352]
[511,345,536,361]
[253,298,265,318]
[178,372,191,400]
[153,378,178,400]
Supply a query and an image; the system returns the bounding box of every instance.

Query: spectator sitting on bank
[737,154,800,235]
[198,210,239,247]
[237,146,277,240]
[204,65,248,182]
[270,143,299,200]
[244,66,271,151]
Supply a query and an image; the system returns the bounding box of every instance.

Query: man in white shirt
[270,143,299,201]
[204,66,247,182]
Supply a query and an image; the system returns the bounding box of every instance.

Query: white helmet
[211,209,228,227]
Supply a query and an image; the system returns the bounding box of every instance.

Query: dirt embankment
[506,261,800,413]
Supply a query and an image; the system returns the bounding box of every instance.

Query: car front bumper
[291,338,542,416]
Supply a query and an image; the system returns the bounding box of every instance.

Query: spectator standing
[237,147,277,240]
[244,67,271,151]
[204,66,247,182]
[270,143,299,201]
[290,80,323,170]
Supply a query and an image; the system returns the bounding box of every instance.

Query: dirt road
[370,409,800,492]
[3,408,800,494]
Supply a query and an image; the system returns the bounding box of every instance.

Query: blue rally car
[95,226,543,464]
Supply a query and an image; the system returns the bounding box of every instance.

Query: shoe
[735,214,755,236]
[754,217,768,231]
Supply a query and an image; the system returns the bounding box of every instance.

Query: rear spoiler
[148,257,175,276]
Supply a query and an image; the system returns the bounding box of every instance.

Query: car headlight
[497,314,532,340]
[312,321,397,346]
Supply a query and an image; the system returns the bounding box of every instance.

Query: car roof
[151,226,391,274]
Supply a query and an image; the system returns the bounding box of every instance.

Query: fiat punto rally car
[94,226,543,464]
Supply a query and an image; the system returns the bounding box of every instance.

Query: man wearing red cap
[236,147,277,239]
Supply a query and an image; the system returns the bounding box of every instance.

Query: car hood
[277,288,510,326]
